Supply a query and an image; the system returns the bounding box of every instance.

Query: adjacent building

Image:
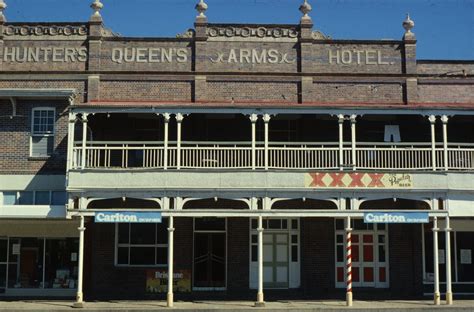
[0,0,473,307]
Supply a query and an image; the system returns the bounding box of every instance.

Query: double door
[193,232,226,289]
[263,233,289,288]
[336,229,389,288]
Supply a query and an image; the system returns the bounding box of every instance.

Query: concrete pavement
[0,300,473,311]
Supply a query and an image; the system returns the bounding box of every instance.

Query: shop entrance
[263,233,289,288]
[193,218,226,289]
[335,220,389,288]
[250,218,300,289]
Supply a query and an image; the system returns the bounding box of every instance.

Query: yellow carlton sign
[305,173,413,188]
[146,270,191,293]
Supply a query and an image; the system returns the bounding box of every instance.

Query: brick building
[0,0,473,308]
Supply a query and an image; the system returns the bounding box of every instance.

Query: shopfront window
[116,222,168,267]
[424,226,474,283]
[0,237,78,290]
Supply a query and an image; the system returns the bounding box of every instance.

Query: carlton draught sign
[364,212,429,224]
[94,211,162,223]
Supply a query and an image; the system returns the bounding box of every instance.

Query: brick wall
[388,224,423,298]
[309,82,404,104]
[83,217,425,300]
[100,80,193,102]
[85,217,193,300]
[300,217,335,298]
[227,218,250,293]
[207,81,298,102]
[418,83,474,103]
[0,99,69,174]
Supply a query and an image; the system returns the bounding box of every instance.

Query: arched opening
[183,198,249,209]
[88,197,161,209]
[359,198,430,210]
[271,198,337,210]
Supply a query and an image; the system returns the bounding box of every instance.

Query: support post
[80,114,88,169]
[263,114,271,170]
[429,115,437,171]
[167,216,175,307]
[67,113,76,170]
[441,115,449,171]
[445,215,453,305]
[250,114,258,170]
[338,114,344,170]
[255,215,265,307]
[176,113,183,170]
[163,113,170,170]
[350,114,357,170]
[345,216,353,307]
[433,216,441,305]
[73,215,86,308]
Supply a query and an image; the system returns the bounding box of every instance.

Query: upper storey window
[30,108,55,157]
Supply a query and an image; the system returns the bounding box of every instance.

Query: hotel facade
[0,0,473,307]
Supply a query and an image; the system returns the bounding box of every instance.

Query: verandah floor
[0,299,473,311]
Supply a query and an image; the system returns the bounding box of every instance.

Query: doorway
[193,218,226,289]
[250,218,300,289]
[335,220,389,288]
[263,233,289,288]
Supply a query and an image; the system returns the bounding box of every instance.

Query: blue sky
[7,0,474,60]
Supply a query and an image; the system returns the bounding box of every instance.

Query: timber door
[263,233,289,288]
[335,221,389,288]
[193,218,226,289]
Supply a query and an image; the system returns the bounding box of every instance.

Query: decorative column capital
[262,114,271,123]
[81,113,90,122]
[350,114,357,123]
[338,114,345,123]
[441,115,449,124]
[249,113,258,123]
[428,115,437,124]
[69,113,77,123]
[163,113,171,122]
[175,113,184,123]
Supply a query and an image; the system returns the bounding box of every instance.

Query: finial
[299,0,312,22]
[91,0,103,18]
[0,0,6,22]
[195,0,208,18]
[403,13,415,34]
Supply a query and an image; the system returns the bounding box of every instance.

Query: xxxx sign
[304,173,413,188]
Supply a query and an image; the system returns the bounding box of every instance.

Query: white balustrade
[70,141,474,171]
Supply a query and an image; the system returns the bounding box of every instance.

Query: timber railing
[71,141,474,171]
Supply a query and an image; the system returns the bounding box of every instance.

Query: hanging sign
[364,212,429,224]
[94,211,162,223]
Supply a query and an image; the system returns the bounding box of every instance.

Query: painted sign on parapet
[94,211,162,223]
[364,212,429,224]
[305,173,413,188]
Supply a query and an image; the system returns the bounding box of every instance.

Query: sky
[6,0,474,60]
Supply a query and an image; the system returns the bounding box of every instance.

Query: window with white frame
[1,190,67,206]
[116,222,168,266]
[31,108,55,157]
